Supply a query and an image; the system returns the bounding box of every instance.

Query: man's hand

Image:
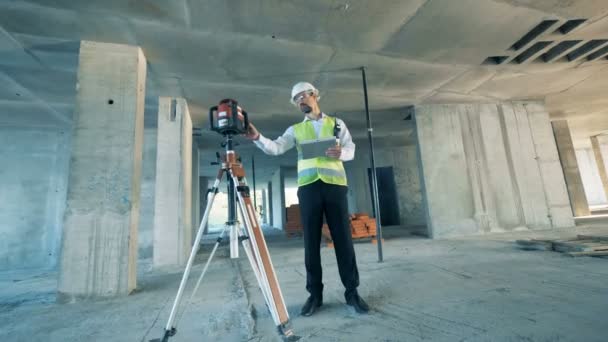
[243,122,260,140]
[326,145,341,159]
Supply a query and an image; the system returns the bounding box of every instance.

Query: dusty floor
[1,225,607,342]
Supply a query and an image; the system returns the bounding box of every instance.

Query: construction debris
[350,213,377,239]
[323,213,381,247]
[284,207,383,246]
[515,235,608,258]
[285,204,303,237]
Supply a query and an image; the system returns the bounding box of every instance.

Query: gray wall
[346,141,426,231]
[415,102,573,238]
[0,127,70,270]
[0,122,200,270]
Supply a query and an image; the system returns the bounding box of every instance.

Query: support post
[361,66,383,262]
[252,155,257,209]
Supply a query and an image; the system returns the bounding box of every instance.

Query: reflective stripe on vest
[293,116,347,187]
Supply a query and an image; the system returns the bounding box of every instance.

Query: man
[244,82,369,316]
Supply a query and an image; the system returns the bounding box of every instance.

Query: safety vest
[293,116,348,187]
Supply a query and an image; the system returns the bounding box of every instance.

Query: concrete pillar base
[152,97,193,268]
[58,41,146,300]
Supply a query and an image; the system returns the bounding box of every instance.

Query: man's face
[293,91,316,113]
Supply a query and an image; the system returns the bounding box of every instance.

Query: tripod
[151,133,297,342]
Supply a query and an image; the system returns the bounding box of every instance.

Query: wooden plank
[515,239,553,251]
[566,251,608,257]
[550,237,580,242]
[569,239,596,243]
[577,234,608,242]
[515,236,608,256]
[553,241,596,253]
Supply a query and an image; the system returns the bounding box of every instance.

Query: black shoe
[346,294,369,314]
[300,295,323,316]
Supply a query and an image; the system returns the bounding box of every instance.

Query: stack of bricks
[324,213,378,248]
[350,216,368,238]
[322,223,331,241]
[366,217,377,236]
[350,213,377,239]
[285,204,303,237]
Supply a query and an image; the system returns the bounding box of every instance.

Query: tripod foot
[149,327,176,342]
[283,335,301,342]
[278,322,300,341]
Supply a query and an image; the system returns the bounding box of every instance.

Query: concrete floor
[1,226,607,342]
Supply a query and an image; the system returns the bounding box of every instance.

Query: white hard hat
[290,82,320,105]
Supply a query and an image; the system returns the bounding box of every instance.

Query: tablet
[300,137,337,159]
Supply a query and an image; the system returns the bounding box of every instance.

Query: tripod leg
[231,173,297,339]
[237,224,279,325]
[151,172,224,342]
[234,187,275,320]
[190,226,228,296]
[234,192,279,324]
[230,224,239,259]
[172,224,229,325]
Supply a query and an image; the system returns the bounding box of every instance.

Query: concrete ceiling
[1,0,608,185]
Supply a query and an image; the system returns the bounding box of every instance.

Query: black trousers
[297,180,360,300]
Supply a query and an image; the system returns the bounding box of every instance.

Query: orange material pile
[323,213,377,243]
[291,210,377,242]
[350,213,377,239]
[285,204,303,236]
[351,219,368,238]
[322,223,331,241]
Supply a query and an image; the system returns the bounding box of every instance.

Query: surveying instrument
[151,99,298,342]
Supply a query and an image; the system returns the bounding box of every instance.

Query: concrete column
[590,136,608,201]
[552,121,590,216]
[191,146,200,237]
[575,148,607,206]
[415,102,573,238]
[153,97,193,268]
[199,176,209,234]
[138,126,158,260]
[270,168,286,230]
[57,41,146,301]
[523,104,573,229]
[261,189,268,224]
[415,105,477,238]
[267,181,273,227]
